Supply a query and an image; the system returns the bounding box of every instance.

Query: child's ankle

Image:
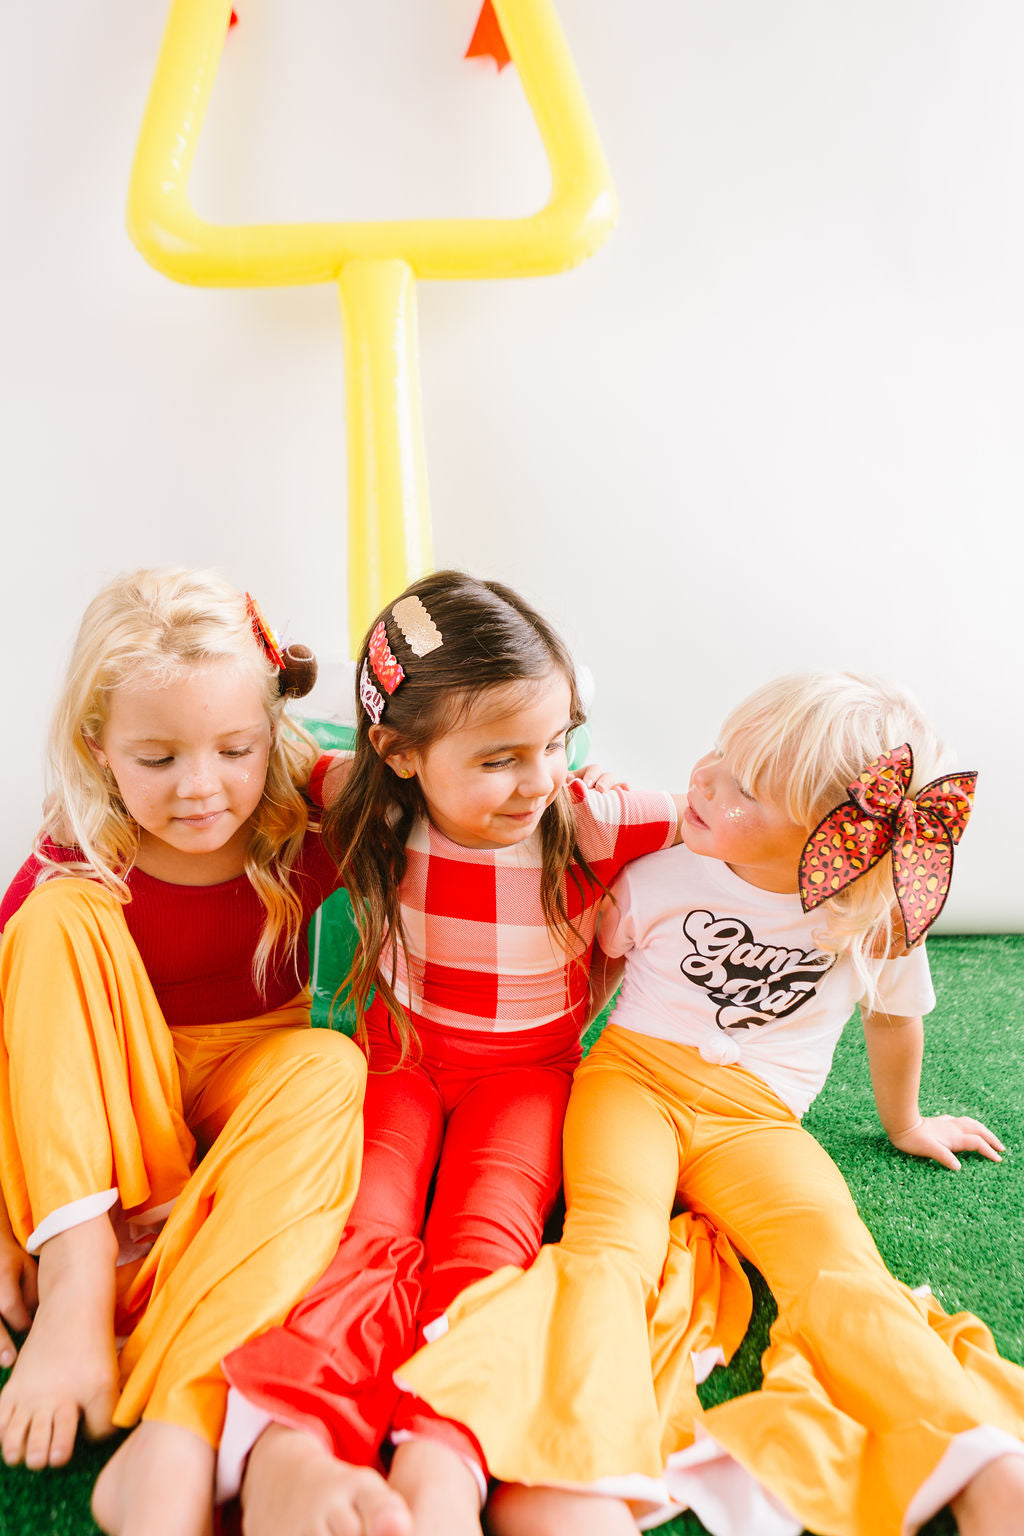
[951,1453,1024,1536]
[389,1435,484,1534]
[37,1214,118,1297]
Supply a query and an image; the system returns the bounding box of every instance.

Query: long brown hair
[324,570,599,1052]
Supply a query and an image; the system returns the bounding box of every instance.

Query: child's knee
[4,876,124,948]
[256,1026,366,1098]
[306,1027,367,1089]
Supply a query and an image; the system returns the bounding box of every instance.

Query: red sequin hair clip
[245,593,318,700]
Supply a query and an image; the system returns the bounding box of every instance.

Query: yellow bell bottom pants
[401,1023,1024,1536]
[0,877,367,1445]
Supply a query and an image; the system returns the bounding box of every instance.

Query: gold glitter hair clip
[391,595,443,657]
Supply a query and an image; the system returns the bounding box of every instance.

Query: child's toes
[1,1401,30,1465]
[355,1485,414,1536]
[24,1404,60,1469]
[41,1406,80,1462]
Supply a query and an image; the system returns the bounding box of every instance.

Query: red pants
[222,1003,578,1469]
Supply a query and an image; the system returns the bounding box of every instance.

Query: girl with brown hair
[219,569,687,1536]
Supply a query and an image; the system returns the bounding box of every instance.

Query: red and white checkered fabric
[384,782,675,1034]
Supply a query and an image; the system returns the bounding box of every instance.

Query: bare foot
[91,1420,215,1536]
[389,1436,482,1536]
[485,1483,637,1536]
[0,1224,38,1369]
[240,1421,414,1536]
[0,1215,119,1468]
[951,1453,1024,1536]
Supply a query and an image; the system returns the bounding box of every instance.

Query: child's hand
[0,1233,37,1369]
[889,1114,1005,1171]
[571,764,631,793]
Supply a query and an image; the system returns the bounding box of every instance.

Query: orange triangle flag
[465,1,512,71]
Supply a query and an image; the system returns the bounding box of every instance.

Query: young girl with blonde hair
[0,568,367,1536]
[213,569,690,1536]
[400,670,1024,1536]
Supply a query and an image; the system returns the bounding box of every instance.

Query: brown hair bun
[279,644,318,699]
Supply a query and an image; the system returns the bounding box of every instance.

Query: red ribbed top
[0,833,340,1028]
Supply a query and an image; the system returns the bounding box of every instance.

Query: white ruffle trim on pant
[902,1425,1024,1536]
[522,1434,799,1536]
[27,1188,177,1264]
[216,1387,274,1503]
[27,1187,119,1253]
[604,1422,1024,1536]
[656,1428,802,1535]
[567,1425,800,1536]
[692,1344,726,1384]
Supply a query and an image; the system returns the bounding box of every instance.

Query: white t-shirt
[598,844,936,1117]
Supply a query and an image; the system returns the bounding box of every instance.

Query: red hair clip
[368,620,405,696]
[246,593,285,672]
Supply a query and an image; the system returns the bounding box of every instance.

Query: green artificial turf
[2,935,1021,1535]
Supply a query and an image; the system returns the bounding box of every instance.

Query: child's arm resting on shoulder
[861,1008,1005,1171]
[569,772,687,843]
[0,1195,37,1367]
[306,751,352,808]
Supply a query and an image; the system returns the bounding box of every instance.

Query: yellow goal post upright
[127,0,618,656]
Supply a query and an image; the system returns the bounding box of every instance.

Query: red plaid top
[382,781,675,1035]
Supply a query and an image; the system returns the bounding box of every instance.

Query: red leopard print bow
[799,744,977,946]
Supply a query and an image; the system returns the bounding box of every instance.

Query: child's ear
[368,726,416,780]
[83,733,108,769]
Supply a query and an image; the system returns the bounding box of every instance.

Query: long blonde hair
[40,567,319,994]
[324,570,598,1054]
[717,671,952,1000]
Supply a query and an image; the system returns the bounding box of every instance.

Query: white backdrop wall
[1,1,1021,930]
